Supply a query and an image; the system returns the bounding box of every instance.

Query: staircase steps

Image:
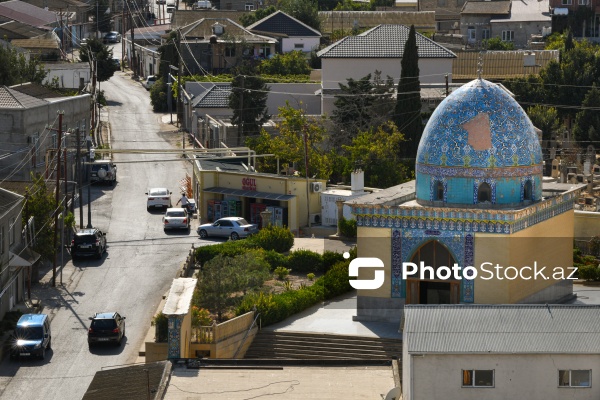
[244,330,402,361]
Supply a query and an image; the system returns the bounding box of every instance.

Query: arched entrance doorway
[406,240,460,304]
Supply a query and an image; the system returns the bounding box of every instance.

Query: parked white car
[163,208,190,231]
[144,75,157,90]
[146,188,172,211]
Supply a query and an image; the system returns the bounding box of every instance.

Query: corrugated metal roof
[0,0,58,28]
[162,278,197,315]
[461,0,511,14]
[11,38,60,50]
[0,86,48,109]
[0,20,46,39]
[452,50,559,80]
[318,11,435,32]
[181,18,277,44]
[247,10,321,38]
[404,304,600,354]
[317,25,456,59]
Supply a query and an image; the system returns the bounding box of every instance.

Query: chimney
[351,169,365,194]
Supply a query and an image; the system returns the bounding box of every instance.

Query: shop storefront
[192,159,325,231]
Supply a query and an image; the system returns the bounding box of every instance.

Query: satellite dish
[98,168,107,178]
[383,387,401,400]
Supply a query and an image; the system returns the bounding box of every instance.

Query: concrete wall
[145,342,168,362]
[491,21,550,49]
[281,37,320,53]
[43,66,91,89]
[404,353,600,400]
[574,210,600,239]
[0,94,91,181]
[321,58,453,115]
[321,58,452,91]
[0,194,25,320]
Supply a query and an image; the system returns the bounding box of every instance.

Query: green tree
[149,77,169,112]
[245,129,277,172]
[281,0,321,32]
[79,37,115,82]
[573,85,600,146]
[482,37,515,50]
[195,253,269,321]
[526,105,561,141]
[258,51,311,75]
[565,30,575,51]
[0,44,47,85]
[239,5,277,27]
[229,60,270,145]
[331,71,395,145]
[394,24,422,159]
[342,122,410,188]
[88,0,111,34]
[23,174,58,262]
[270,104,332,179]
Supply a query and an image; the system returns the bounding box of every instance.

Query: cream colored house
[316,24,456,115]
[402,304,600,400]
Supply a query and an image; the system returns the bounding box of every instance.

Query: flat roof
[164,364,396,399]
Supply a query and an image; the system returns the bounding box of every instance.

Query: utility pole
[303,125,311,229]
[237,75,244,146]
[176,29,183,127]
[61,143,68,285]
[131,7,137,79]
[96,0,99,39]
[86,138,93,228]
[122,0,126,72]
[52,111,64,287]
[76,128,83,228]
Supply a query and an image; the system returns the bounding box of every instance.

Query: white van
[193,0,211,9]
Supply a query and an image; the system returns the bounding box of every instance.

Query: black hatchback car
[88,312,126,347]
[71,228,106,259]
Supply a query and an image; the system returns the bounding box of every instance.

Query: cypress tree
[394,25,423,160]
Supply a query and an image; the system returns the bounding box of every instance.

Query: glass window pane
[475,370,494,386]
[571,370,591,387]
[462,370,473,386]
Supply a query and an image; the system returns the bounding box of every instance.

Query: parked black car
[88,312,126,347]
[71,228,106,259]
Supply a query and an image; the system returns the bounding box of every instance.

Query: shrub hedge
[236,259,354,327]
[248,225,295,253]
[287,249,324,273]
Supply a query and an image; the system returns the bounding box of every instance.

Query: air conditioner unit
[309,213,321,224]
[310,182,323,192]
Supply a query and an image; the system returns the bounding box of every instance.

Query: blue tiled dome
[415,79,543,207]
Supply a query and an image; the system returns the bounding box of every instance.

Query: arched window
[477,182,492,203]
[523,180,533,201]
[433,181,444,201]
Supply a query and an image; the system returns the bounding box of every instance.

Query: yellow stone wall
[355,227,392,298]
[474,211,574,303]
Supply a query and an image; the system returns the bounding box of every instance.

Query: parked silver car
[197,217,258,240]
[163,208,190,231]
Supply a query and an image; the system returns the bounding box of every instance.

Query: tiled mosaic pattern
[390,229,475,302]
[416,79,543,169]
[353,190,576,235]
[168,316,183,359]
